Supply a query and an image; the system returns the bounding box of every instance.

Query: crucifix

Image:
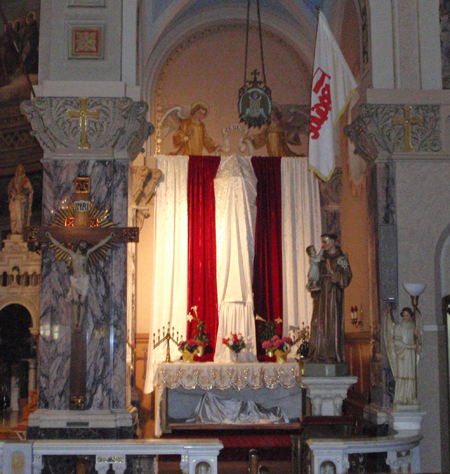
[24,177,138,410]
[67,98,100,149]
[391,105,424,152]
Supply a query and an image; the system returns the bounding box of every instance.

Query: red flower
[223,337,230,345]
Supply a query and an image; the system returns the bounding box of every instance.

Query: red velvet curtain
[251,157,283,357]
[187,156,220,360]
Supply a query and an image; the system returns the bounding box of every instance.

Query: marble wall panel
[39,159,129,410]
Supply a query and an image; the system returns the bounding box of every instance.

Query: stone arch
[140,2,316,157]
[434,222,450,440]
[0,304,35,406]
[435,221,450,318]
[0,296,39,335]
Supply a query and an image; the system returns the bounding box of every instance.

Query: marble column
[20,97,152,439]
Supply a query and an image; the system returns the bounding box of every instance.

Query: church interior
[0,0,450,473]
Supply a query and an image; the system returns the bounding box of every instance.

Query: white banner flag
[308,11,358,181]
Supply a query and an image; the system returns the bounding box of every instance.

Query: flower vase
[232,351,240,363]
[196,342,205,357]
[274,348,290,363]
[182,350,196,363]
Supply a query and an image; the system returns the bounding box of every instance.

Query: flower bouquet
[187,306,210,356]
[178,338,199,363]
[262,335,294,363]
[222,333,246,362]
[255,315,283,361]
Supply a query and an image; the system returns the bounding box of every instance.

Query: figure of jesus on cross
[46,231,115,332]
[24,176,139,409]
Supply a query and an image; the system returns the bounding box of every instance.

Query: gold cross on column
[391,105,424,152]
[67,97,100,149]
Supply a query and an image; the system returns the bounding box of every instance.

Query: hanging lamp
[238,0,272,128]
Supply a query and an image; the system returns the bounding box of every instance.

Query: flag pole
[313,6,394,157]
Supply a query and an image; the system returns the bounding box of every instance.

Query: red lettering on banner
[310,68,332,140]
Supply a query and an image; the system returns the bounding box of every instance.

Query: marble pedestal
[301,376,358,416]
[27,408,138,439]
[390,405,426,432]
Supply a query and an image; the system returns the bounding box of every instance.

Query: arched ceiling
[139,0,343,97]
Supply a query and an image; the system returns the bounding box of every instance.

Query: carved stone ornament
[20,97,154,160]
[319,167,342,239]
[344,115,379,165]
[132,166,162,206]
[319,167,342,208]
[345,104,441,158]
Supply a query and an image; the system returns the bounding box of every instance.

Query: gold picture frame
[68,24,104,59]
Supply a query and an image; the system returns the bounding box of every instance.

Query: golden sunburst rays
[89,204,114,228]
[49,200,114,228]
[50,201,75,227]
[47,199,116,269]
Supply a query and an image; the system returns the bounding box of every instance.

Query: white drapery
[143,156,189,394]
[213,155,258,362]
[281,158,322,338]
[145,155,321,392]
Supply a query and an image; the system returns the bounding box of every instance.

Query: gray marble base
[26,408,137,440]
[302,361,349,377]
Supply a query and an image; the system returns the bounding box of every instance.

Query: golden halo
[191,101,209,118]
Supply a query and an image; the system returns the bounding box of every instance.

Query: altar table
[154,361,303,436]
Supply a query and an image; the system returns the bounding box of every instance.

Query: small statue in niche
[46,231,115,332]
[384,306,423,406]
[195,462,211,474]
[11,451,25,474]
[8,164,33,235]
[320,461,336,474]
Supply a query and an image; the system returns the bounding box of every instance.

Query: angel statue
[244,104,310,157]
[384,306,423,406]
[159,101,226,156]
[46,231,115,332]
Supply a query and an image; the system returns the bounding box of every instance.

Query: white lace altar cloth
[154,361,302,436]
[155,361,301,391]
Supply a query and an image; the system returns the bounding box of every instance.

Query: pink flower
[262,341,273,350]
[188,339,198,347]
[274,339,284,348]
[282,337,294,346]
[271,335,279,342]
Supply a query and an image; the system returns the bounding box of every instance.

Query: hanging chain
[244,0,251,86]
[256,0,267,86]
[243,0,266,87]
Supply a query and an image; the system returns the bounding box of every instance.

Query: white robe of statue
[213,155,257,362]
[394,319,418,405]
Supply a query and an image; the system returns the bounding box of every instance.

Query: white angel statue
[384,306,423,406]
